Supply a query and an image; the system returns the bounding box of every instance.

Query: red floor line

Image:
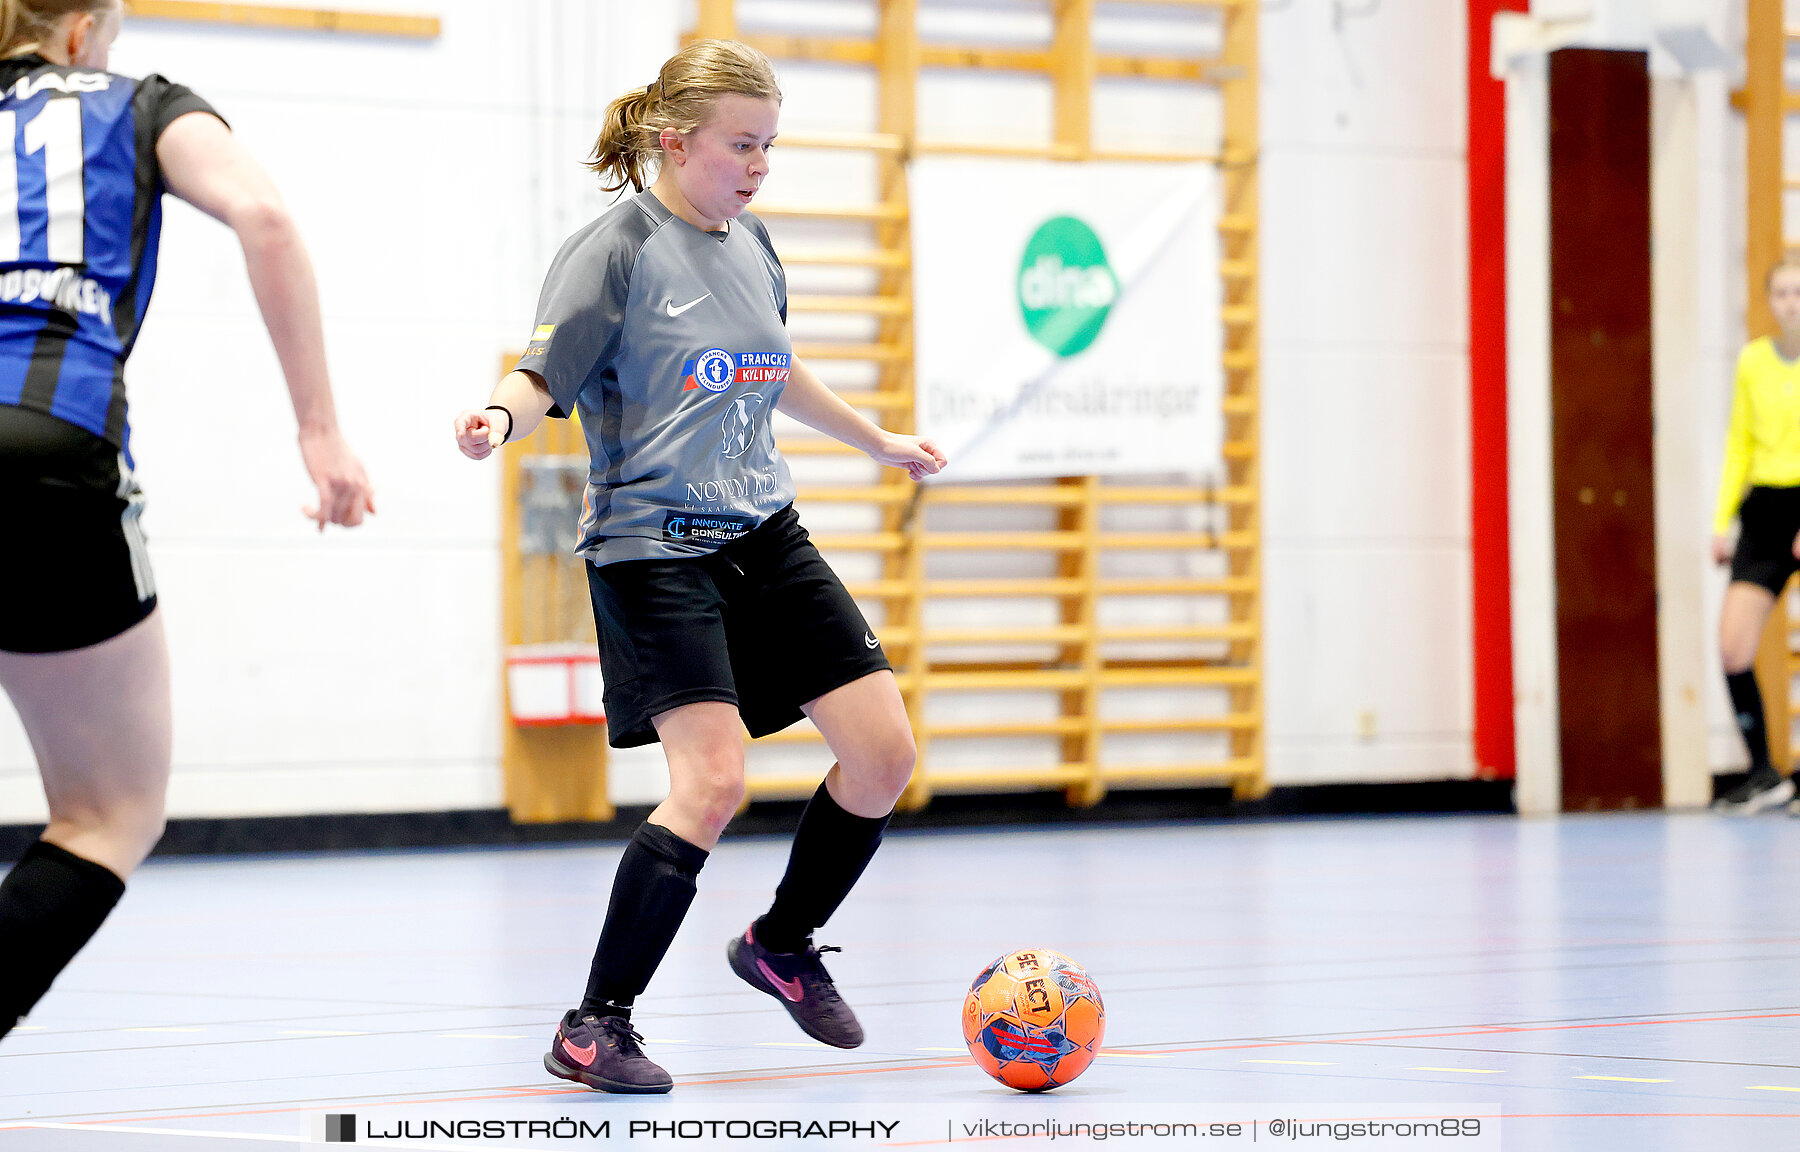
[56,1088,556,1127]
[39,1058,975,1126]
[1499,1112,1800,1118]
[683,1058,971,1087]
[877,1111,1800,1145]
[590,1058,972,1090]
[1129,1011,1800,1056]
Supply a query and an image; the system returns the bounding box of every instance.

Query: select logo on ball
[964,947,1105,1092]
[1017,216,1118,358]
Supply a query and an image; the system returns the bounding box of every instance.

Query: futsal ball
[962,947,1105,1091]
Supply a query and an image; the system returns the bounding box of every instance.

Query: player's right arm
[155,110,375,530]
[454,371,553,460]
[464,221,632,461]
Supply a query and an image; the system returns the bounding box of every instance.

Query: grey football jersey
[516,189,795,564]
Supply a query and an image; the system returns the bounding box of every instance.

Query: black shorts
[0,406,157,653]
[587,504,891,748]
[1731,485,1800,595]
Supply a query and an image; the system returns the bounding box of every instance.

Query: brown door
[1547,47,1662,810]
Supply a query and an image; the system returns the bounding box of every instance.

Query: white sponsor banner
[911,157,1223,482]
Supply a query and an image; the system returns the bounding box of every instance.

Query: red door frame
[1469,0,1528,780]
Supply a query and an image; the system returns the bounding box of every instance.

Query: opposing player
[0,0,374,1038]
[454,39,944,1093]
[1712,259,1800,814]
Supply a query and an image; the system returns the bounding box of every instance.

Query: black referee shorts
[1731,485,1800,596]
[586,504,892,748]
[0,406,157,654]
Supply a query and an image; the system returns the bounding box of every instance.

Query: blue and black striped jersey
[0,54,218,464]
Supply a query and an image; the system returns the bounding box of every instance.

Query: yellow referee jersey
[1716,337,1800,532]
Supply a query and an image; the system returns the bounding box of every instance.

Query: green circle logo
[1017,216,1118,358]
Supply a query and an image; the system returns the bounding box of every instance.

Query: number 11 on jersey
[0,98,86,265]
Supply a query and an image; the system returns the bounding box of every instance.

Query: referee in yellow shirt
[1713,261,1800,813]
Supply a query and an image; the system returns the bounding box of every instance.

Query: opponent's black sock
[1727,669,1775,774]
[578,823,709,1020]
[0,840,126,1036]
[754,781,890,955]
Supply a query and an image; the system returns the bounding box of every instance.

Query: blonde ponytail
[588,83,658,194]
[586,39,781,193]
[0,0,110,59]
[0,0,21,57]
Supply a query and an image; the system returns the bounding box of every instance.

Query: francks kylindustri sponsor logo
[682,349,790,393]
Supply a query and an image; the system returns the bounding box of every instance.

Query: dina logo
[720,392,767,460]
[1017,216,1118,358]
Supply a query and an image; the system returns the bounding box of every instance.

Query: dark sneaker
[543,1011,672,1094]
[1713,764,1795,814]
[727,925,864,1048]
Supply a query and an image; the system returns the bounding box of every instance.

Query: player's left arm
[777,356,946,480]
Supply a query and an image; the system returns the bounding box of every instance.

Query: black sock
[1727,669,1775,774]
[754,781,890,955]
[0,840,126,1035]
[577,823,708,1019]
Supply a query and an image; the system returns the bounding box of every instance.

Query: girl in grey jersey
[455,40,944,1093]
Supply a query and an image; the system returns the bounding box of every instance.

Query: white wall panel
[1264,545,1472,761]
[766,64,879,136]
[1259,151,1469,348]
[1260,0,1466,152]
[1699,66,1752,770]
[1263,348,1470,543]
[1260,0,1472,785]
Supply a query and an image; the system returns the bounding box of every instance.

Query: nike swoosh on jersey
[562,1036,598,1066]
[757,959,806,1002]
[665,293,712,317]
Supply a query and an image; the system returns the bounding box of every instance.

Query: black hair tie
[484,404,514,444]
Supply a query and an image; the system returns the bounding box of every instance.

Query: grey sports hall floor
[3,812,1799,1151]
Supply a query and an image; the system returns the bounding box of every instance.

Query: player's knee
[851,726,916,799]
[122,812,167,865]
[686,757,746,833]
[44,799,165,871]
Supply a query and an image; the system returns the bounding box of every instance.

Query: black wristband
[484,404,515,444]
